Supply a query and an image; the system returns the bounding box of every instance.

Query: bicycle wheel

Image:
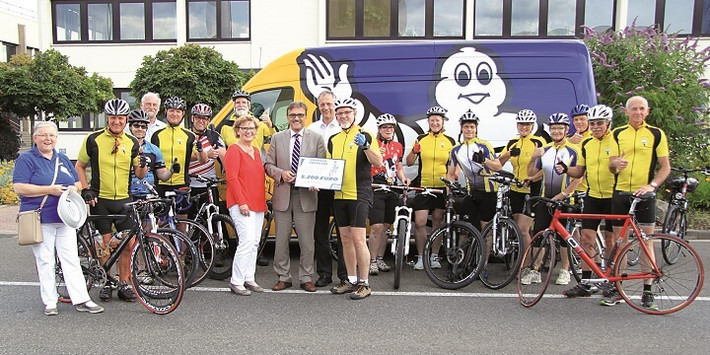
[567,226,583,283]
[328,219,340,260]
[626,234,641,266]
[57,234,95,303]
[176,219,215,287]
[393,219,407,289]
[206,214,239,280]
[423,221,485,290]
[614,234,704,315]
[517,230,556,307]
[130,233,185,315]
[157,228,199,288]
[661,205,687,264]
[480,218,524,290]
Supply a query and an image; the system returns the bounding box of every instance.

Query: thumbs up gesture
[614,151,629,172]
[555,157,568,174]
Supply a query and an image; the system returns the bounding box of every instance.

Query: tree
[584,24,710,167]
[0,50,114,119]
[0,112,20,161]
[130,44,247,113]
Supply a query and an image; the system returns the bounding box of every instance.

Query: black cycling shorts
[509,190,532,216]
[611,191,656,226]
[409,189,446,211]
[333,200,370,228]
[454,190,496,226]
[581,196,613,232]
[369,190,399,225]
[91,197,134,235]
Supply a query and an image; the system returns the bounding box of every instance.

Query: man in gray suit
[264,101,326,292]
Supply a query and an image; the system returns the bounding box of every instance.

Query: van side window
[251,87,295,132]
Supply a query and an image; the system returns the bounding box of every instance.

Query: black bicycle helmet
[128,109,150,124]
[164,97,186,110]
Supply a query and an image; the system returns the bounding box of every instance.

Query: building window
[584,0,615,33]
[475,0,503,36]
[120,2,145,40]
[662,0,694,34]
[186,0,250,41]
[52,1,177,43]
[627,0,656,28]
[328,0,464,39]
[511,0,539,36]
[547,0,576,36]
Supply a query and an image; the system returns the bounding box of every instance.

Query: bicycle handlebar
[371,183,444,196]
[671,166,710,176]
[189,174,226,185]
[479,171,525,187]
[527,191,656,215]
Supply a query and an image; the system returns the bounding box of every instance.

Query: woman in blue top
[13,121,103,316]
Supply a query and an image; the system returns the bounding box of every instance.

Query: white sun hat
[57,189,87,229]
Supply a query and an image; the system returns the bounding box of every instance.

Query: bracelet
[650,181,659,190]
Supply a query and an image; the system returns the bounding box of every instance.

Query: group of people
[14,87,669,314]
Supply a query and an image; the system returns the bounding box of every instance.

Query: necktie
[291,133,301,173]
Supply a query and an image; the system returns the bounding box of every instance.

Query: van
[212,39,598,158]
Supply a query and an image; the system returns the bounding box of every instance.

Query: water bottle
[92,230,108,257]
[109,230,126,249]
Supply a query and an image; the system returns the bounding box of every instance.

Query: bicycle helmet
[375,113,397,127]
[164,97,186,110]
[128,109,150,124]
[459,110,480,125]
[516,109,537,123]
[191,103,212,117]
[334,97,357,110]
[588,104,613,121]
[426,105,448,120]
[570,104,590,117]
[104,98,130,116]
[232,89,251,101]
[548,112,570,126]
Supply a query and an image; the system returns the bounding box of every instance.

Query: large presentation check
[294,158,345,190]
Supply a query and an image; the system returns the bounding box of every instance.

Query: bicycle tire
[480,218,524,290]
[614,234,704,315]
[393,219,407,289]
[130,233,185,315]
[661,205,686,264]
[175,218,215,287]
[328,219,340,260]
[517,230,556,307]
[567,225,583,284]
[423,221,485,290]
[205,214,239,280]
[156,228,199,288]
[56,233,95,303]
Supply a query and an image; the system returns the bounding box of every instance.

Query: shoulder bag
[17,156,59,246]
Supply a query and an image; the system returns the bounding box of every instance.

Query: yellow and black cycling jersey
[327,125,379,202]
[151,125,198,186]
[220,113,275,149]
[611,122,669,192]
[569,130,592,193]
[578,132,618,199]
[413,131,456,188]
[77,128,140,200]
[501,134,546,194]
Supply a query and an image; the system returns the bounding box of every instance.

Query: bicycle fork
[390,205,413,256]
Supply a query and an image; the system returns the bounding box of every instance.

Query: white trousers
[32,223,90,307]
[228,206,263,286]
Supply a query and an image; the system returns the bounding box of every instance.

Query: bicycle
[661,166,710,264]
[371,183,443,289]
[518,192,704,315]
[560,191,606,283]
[477,171,525,290]
[422,177,486,290]
[55,198,185,314]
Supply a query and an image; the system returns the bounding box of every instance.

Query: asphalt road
[1,235,709,354]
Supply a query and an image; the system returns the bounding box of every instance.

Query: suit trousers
[314,189,347,281]
[273,188,315,283]
[33,223,91,307]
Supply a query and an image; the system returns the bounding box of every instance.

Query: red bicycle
[517,192,704,315]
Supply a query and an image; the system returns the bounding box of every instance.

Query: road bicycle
[478,171,525,290]
[661,166,710,264]
[371,183,443,289]
[422,177,485,290]
[518,192,704,315]
[55,198,185,314]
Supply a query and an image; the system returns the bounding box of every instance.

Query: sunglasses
[131,123,147,129]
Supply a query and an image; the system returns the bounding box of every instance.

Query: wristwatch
[650,181,659,190]
[362,142,370,150]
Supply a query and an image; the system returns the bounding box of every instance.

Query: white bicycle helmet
[459,110,480,124]
[376,113,397,127]
[232,89,251,101]
[191,103,213,117]
[104,98,130,116]
[516,109,537,123]
[548,112,570,126]
[588,104,613,121]
[426,105,448,120]
[334,97,357,110]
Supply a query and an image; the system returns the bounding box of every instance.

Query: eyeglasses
[112,138,120,155]
[288,113,306,119]
[379,125,395,130]
[239,126,256,131]
[131,123,147,129]
[335,110,354,117]
[35,133,57,139]
[193,116,210,121]
[589,120,608,126]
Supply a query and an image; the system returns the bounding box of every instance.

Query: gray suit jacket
[264,128,325,212]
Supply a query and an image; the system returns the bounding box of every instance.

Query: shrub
[0,161,19,205]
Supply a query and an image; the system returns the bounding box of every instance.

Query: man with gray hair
[141,92,166,140]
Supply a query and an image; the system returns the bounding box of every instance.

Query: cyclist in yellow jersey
[568,104,592,194]
[562,104,618,298]
[76,99,147,303]
[498,109,546,254]
[220,89,275,154]
[606,96,671,309]
[405,106,456,270]
[150,97,207,196]
[327,98,382,299]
